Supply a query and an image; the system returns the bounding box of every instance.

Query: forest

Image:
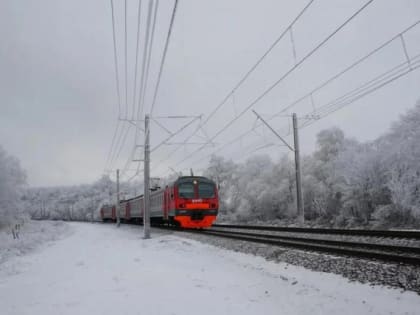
[205,102,420,227]
[1,102,419,228]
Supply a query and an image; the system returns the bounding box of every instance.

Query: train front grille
[190,211,204,221]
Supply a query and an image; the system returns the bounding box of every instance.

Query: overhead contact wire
[110,0,122,118]
[152,0,312,171]
[149,0,179,116]
[140,0,160,115]
[172,0,375,170]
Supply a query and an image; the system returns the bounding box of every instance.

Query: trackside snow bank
[178,230,420,292]
[0,220,71,266]
[0,222,419,315]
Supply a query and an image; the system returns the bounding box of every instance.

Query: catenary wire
[151,0,314,169]
[139,0,160,116]
[149,0,180,116]
[105,0,124,173]
[124,0,128,118]
[110,0,122,118]
[129,0,155,179]
[170,0,375,170]
[104,120,121,173]
[183,48,420,172]
[136,0,154,123]
[131,0,143,119]
[120,0,154,179]
[301,57,420,129]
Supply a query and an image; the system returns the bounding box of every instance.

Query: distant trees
[21,175,119,222]
[0,146,26,227]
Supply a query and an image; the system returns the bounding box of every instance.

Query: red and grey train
[100,176,219,228]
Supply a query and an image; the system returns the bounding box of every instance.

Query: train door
[126,202,130,220]
[112,206,116,220]
[163,187,169,220]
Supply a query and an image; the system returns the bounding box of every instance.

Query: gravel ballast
[172,229,420,294]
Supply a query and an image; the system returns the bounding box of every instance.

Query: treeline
[0,143,141,225]
[204,102,420,228]
[21,176,143,222]
[21,176,114,221]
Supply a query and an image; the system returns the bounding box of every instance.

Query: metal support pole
[252,110,304,226]
[143,115,151,239]
[116,169,120,227]
[292,113,304,225]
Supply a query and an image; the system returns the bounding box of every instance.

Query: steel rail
[207,229,420,255]
[194,229,420,266]
[212,224,420,239]
[99,221,420,265]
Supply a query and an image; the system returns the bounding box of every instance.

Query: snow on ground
[0,220,70,266]
[0,222,419,315]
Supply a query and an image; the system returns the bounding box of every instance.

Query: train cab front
[173,176,219,228]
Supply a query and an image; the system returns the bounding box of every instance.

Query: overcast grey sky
[1,0,420,187]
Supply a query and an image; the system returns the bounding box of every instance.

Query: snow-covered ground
[0,220,70,265]
[0,222,419,315]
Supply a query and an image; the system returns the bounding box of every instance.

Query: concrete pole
[143,115,151,239]
[116,169,120,227]
[292,113,304,226]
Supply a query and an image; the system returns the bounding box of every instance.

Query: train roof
[173,176,215,185]
[118,176,216,203]
[120,194,144,203]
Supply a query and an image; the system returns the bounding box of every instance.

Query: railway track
[179,224,420,266]
[212,224,420,239]
[103,220,420,266]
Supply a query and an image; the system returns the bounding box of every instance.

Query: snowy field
[0,220,70,265]
[0,222,419,315]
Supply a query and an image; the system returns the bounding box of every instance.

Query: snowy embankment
[0,222,419,315]
[180,228,420,292]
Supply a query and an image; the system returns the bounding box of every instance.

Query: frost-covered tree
[335,141,390,226]
[205,154,296,222]
[376,101,420,225]
[236,155,276,219]
[303,127,346,222]
[204,155,238,216]
[270,155,296,219]
[0,146,26,226]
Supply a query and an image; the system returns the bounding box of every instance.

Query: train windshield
[198,182,215,198]
[178,183,195,198]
